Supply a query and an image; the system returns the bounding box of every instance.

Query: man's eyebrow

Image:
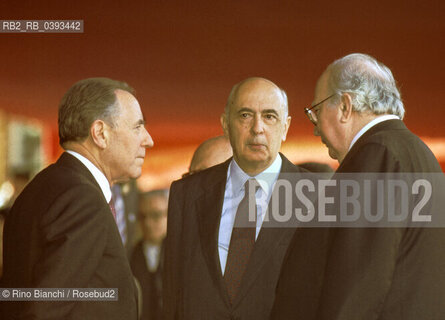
[237,107,254,113]
[135,119,146,126]
[236,108,280,116]
[262,109,280,116]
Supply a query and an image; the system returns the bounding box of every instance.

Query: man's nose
[142,127,154,148]
[251,115,265,134]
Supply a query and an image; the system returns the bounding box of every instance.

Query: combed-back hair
[326,53,405,119]
[58,77,134,146]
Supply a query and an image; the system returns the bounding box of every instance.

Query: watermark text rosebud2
[238,172,445,228]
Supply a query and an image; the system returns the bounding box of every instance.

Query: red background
[1,0,444,186]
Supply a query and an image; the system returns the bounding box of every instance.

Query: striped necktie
[224,178,258,303]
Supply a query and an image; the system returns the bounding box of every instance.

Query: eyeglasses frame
[304,93,337,125]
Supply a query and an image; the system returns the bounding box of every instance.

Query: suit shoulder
[343,124,441,172]
[280,153,310,173]
[17,159,103,208]
[361,120,427,151]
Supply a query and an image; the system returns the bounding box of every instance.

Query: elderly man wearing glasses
[271,53,445,320]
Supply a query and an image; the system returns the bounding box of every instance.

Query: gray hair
[224,78,289,120]
[58,77,134,147]
[326,53,405,119]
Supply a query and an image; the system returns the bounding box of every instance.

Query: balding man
[163,78,307,319]
[186,135,233,176]
[272,54,445,319]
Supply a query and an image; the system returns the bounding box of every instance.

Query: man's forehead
[237,79,279,95]
[114,89,132,104]
[114,90,144,122]
[115,89,140,108]
[138,209,167,219]
[232,89,284,111]
[314,70,331,97]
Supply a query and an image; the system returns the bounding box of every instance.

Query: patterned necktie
[224,178,258,303]
[109,197,117,220]
[112,185,127,245]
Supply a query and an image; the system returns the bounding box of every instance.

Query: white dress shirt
[349,115,400,151]
[218,154,282,274]
[65,150,112,202]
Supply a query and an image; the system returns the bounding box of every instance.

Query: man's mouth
[248,143,266,150]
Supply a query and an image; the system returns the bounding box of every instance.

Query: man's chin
[244,152,269,164]
[327,148,338,160]
[128,167,143,180]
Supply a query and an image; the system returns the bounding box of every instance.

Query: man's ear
[220,113,229,137]
[339,93,353,123]
[90,120,108,149]
[282,116,291,141]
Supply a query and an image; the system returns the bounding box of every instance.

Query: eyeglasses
[304,94,336,125]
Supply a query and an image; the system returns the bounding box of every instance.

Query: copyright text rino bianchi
[0,288,118,301]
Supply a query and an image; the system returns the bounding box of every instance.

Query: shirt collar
[349,114,400,151]
[65,150,112,202]
[228,154,282,197]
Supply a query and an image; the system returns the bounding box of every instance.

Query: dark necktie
[111,184,127,244]
[109,197,117,220]
[224,179,258,303]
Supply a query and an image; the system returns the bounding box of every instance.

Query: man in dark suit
[131,189,169,320]
[163,77,307,319]
[2,78,153,319]
[272,53,445,319]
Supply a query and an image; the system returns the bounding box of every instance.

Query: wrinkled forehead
[313,70,331,102]
[113,89,144,124]
[115,88,135,102]
[230,80,285,112]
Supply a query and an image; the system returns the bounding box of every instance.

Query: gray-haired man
[272,53,445,320]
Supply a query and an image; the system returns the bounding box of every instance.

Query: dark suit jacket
[2,152,138,320]
[271,120,445,320]
[131,240,164,320]
[163,154,306,320]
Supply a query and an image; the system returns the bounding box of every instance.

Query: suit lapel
[232,155,301,307]
[195,160,232,307]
